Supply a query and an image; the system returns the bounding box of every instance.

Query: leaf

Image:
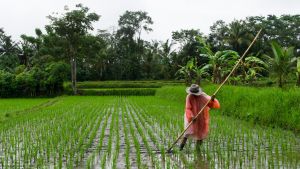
[245,56,268,68]
[270,41,283,61]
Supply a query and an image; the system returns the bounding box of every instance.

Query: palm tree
[267,41,295,88]
[159,39,174,79]
[225,20,253,54]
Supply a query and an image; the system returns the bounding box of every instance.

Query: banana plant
[196,36,239,84]
[176,58,210,85]
[176,58,195,85]
[242,53,268,84]
[194,63,210,85]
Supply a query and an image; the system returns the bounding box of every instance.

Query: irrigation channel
[0,96,299,168]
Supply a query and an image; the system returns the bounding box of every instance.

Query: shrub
[0,62,68,97]
[0,70,16,97]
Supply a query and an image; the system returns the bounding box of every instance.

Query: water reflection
[193,150,209,169]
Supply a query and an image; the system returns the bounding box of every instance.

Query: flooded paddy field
[0,96,299,168]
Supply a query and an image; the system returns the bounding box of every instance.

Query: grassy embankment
[156,85,300,133]
[0,98,50,121]
[64,80,182,96]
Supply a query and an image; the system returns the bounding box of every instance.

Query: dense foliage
[0,4,299,96]
[0,61,68,97]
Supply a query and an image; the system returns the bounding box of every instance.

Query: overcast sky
[1,0,299,41]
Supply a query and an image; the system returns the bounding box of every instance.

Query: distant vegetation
[0,4,299,96]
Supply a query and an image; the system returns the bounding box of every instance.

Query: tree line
[0,4,299,96]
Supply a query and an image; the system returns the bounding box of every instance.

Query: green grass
[0,98,49,121]
[77,88,156,96]
[156,85,300,133]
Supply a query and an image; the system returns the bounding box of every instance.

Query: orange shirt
[184,93,220,140]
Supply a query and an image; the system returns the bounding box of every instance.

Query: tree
[0,28,19,72]
[268,41,295,88]
[172,29,205,66]
[207,20,228,52]
[116,11,153,80]
[118,11,153,41]
[297,57,300,86]
[46,4,100,94]
[225,20,253,55]
[158,39,174,79]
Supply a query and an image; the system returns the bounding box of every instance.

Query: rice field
[0,98,50,121]
[0,96,299,169]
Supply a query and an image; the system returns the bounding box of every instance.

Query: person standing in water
[180,84,220,151]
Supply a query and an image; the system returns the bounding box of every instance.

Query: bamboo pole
[167,28,262,153]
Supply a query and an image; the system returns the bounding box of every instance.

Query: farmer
[179,84,220,151]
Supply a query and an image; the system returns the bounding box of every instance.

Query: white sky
[0,0,299,42]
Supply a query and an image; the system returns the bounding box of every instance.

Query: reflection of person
[180,84,220,151]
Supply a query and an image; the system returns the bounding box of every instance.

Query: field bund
[0,83,299,168]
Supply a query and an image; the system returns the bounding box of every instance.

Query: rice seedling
[0,88,299,169]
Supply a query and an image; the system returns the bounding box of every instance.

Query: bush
[0,61,68,97]
[0,70,16,97]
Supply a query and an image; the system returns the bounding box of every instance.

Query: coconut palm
[225,20,253,54]
[267,41,295,88]
[158,39,174,79]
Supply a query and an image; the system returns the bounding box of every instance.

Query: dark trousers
[180,137,203,151]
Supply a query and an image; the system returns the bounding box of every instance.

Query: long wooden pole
[167,28,262,153]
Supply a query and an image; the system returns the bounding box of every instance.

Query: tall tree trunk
[196,77,201,85]
[297,74,300,87]
[70,56,77,95]
[279,75,283,88]
[241,61,247,83]
[69,44,77,95]
[212,66,217,83]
